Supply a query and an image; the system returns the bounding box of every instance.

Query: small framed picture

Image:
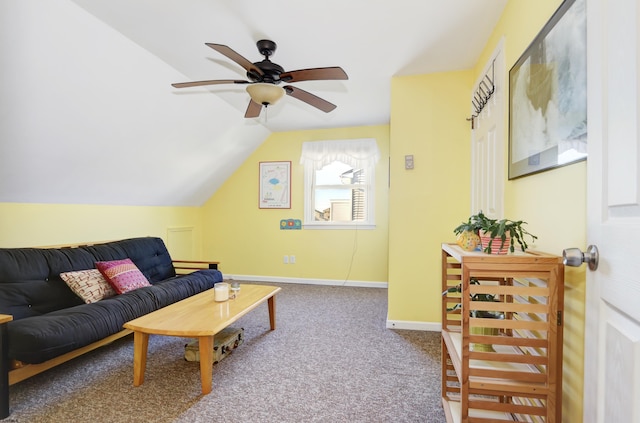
[259,161,291,209]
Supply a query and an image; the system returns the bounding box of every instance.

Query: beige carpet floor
[5,282,446,423]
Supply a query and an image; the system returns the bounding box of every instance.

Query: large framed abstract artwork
[508,0,586,179]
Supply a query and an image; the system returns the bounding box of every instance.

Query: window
[300,139,379,229]
[312,161,367,223]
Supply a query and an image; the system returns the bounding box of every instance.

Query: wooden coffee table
[123,284,281,394]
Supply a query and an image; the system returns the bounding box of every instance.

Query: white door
[584,0,640,421]
[471,41,504,219]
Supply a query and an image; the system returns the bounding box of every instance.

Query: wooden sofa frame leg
[1,322,9,419]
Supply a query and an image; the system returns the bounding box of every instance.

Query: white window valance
[299,138,380,170]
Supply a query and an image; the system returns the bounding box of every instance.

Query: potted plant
[444,278,504,352]
[469,279,504,352]
[454,211,537,254]
[452,215,483,251]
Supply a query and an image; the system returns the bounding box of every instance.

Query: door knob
[562,245,599,271]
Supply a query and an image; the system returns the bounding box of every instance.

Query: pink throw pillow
[95,258,151,294]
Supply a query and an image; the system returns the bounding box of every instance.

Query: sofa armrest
[1,314,12,419]
[172,260,220,275]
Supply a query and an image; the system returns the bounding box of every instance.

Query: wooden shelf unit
[440,243,564,423]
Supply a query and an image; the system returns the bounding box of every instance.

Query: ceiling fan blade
[171,79,249,88]
[280,67,348,83]
[244,99,262,118]
[205,43,264,76]
[284,86,337,113]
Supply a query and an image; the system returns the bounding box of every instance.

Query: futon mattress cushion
[7,269,222,364]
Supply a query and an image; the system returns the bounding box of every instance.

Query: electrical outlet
[283,255,289,264]
[290,255,296,264]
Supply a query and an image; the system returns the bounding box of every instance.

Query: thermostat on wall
[405,155,414,169]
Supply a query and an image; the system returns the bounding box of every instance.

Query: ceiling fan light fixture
[246,83,285,106]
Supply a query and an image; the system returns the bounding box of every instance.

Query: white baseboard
[385,319,442,332]
[224,274,388,289]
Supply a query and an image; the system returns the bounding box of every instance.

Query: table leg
[268,295,276,330]
[198,336,213,394]
[132,331,149,387]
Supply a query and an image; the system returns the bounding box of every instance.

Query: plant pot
[456,230,480,251]
[479,230,511,254]
[470,326,499,352]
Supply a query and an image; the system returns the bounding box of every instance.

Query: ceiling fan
[171,39,348,118]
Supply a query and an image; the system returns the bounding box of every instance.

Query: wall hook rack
[467,59,496,129]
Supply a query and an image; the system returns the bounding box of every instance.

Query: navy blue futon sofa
[0,237,222,418]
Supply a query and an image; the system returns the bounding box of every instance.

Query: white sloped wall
[0,0,269,206]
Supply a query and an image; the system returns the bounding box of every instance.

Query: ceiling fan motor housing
[248,59,284,84]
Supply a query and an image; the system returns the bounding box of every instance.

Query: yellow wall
[0,203,204,259]
[201,125,389,284]
[475,1,586,421]
[0,2,585,418]
[388,70,473,324]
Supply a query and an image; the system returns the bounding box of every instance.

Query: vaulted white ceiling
[0,0,506,206]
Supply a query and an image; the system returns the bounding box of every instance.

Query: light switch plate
[405,155,414,170]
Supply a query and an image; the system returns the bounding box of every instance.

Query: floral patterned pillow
[60,269,117,303]
[95,258,151,294]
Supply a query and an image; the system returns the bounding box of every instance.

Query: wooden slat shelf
[440,243,564,423]
[443,398,514,422]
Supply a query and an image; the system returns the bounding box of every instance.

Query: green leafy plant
[453,214,485,236]
[453,211,537,253]
[444,278,504,319]
[469,279,504,319]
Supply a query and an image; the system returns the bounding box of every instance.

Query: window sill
[303,223,376,230]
